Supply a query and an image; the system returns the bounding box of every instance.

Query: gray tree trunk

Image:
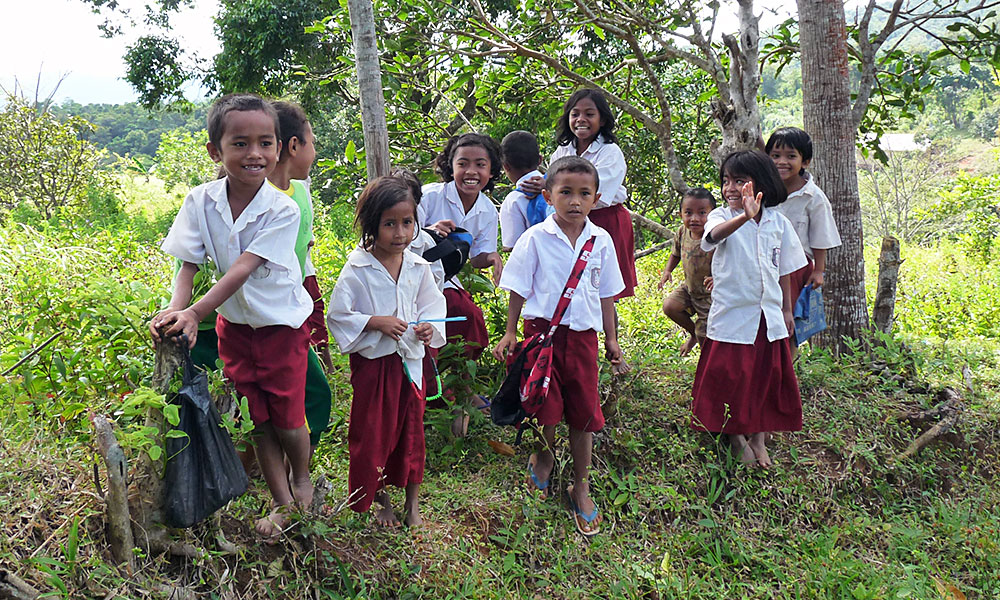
[796,0,870,352]
[347,0,391,180]
[873,236,901,333]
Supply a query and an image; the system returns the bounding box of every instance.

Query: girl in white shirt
[327,177,447,528]
[693,151,808,469]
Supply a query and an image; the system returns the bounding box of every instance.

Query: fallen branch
[90,413,136,572]
[895,388,964,461]
[1,332,62,377]
[630,211,674,241]
[0,570,40,600]
[635,240,672,260]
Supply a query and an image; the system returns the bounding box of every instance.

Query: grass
[1,214,999,598]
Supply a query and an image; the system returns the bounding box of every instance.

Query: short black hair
[389,167,423,205]
[354,176,417,250]
[206,93,280,148]
[272,100,309,163]
[556,88,618,147]
[434,133,502,192]
[682,187,717,209]
[545,156,600,191]
[500,130,541,171]
[764,127,813,163]
[719,150,788,208]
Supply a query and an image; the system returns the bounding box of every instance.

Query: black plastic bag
[163,349,249,528]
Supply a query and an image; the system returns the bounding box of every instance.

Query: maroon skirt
[589,203,636,299]
[691,314,801,434]
[788,257,814,302]
[443,287,488,360]
[347,353,426,513]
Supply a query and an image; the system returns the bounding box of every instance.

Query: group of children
[149,87,839,540]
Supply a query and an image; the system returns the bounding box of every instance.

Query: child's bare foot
[255,505,290,544]
[471,394,491,416]
[748,432,772,468]
[679,335,698,357]
[451,410,470,438]
[567,483,602,537]
[374,490,400,527]
[728,434,756,465]
[291,477,314,511]
[612,357,632,376]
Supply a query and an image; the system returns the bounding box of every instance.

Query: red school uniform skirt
[442,287,489,359]
[588,203,636,300]
[690,314,801,434]
[347,353,426,513]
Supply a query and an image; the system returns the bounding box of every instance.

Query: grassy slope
[1,220,999,599]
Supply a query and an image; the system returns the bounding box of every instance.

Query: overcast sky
[3,0,796,106]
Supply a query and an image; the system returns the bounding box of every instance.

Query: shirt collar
[347,245,426,273]
[786,171,817,201]
[206,178,276,229]
[580,134,607,156]
[515,170,543,188]
[540,213,594,249]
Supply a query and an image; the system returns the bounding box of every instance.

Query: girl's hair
[556,88,618,147]
[434,133,502,193]
[682,187,717,209]
[354,176,417,250]
[206,93,280,148]
[764,127,813,163]
[719,151,788,208]
[389,167,423,205]
[272,101,309,163]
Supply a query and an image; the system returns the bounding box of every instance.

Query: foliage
[152,128,217,192]
[0,95,106,221]
[935,170,1000,260]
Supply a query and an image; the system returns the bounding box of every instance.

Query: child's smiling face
[680,195,713,237]
[207,109,280,192]
[451,144,491,201]
[569,97,604,146]
[768,143,809,186]
[721,171,752,210]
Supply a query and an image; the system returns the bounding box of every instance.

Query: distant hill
[50,101,209,158]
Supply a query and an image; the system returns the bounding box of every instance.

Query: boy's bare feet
[403,485,422,527]
[748,432,772,468]
[729,434,756,465]
[255,505,290,544]
[291,477,314,510]
[679,335,698,357]
[374,490,400,527]
[611,357,632,376]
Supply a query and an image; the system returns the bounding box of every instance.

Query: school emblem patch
[590,266,601,288]
[771,247,781,268]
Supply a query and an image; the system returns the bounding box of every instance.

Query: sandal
[567,485,601,537]
[525,454,551,499]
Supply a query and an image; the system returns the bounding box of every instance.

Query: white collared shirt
[500,215,624,332]
[702,206,808,344]
[551,135,627,209]
[418,181,499,290]
[407,230,446,289]
[499,169,545,249]
[327,247,446,387]
[775,173,842,259]
[161,178,312,329]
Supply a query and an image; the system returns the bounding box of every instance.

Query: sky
[3,0,796,107]
[2,0,220,105]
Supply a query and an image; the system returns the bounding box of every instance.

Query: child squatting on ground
[691,150,807,469]
[658,188,716,356]
[493,156,625,537]
[327,176,447,528]
[149,93,315,541]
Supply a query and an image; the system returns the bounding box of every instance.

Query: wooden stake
[89,414,136,572]
[873,236,901,333]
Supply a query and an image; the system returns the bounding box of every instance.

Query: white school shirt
[500,215,624,333]
[499,169,545,249]
[407,230,446,289]
[326,247,446,386]
[550,135,627,209]
[161,177,312,329]
[774,173,842,259]
[702,206,808,344]
[417,181,499,290]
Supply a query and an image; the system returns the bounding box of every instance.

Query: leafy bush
[152,128,217,193]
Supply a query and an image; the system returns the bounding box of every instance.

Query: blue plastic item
[793,284,827,344]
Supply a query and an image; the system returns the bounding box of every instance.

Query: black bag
[163,349,249,528]
[490,335,543,444]
[421,227,473,281]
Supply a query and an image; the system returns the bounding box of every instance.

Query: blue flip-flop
[567,487,601,537]
[526,455,550,498]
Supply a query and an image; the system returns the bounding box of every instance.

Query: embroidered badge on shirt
[590,266,601,289]
[771,247,781,268]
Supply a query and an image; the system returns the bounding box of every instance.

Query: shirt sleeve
[701,207,729,252]
[671,225,683,257]
[161,192,208,265]
[499,194,527,249]
[498,233,536,299]
[326,265,377,354]
[590,144,627,209]
[598,235,625,299]
[778,216,809,277]
[470,201,499,257]
[806,190,843,250]
[244,203,301,273]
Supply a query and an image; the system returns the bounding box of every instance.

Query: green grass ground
[1,218,998,599]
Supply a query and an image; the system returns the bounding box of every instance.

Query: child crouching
[493,156,624,537]
[327,177,446,527]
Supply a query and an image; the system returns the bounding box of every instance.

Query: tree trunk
[873,236,901,333]
[347,0,391,180]
[796,0,870,352]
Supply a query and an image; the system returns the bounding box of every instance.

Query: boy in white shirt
[498,130,546,251]
[149,94,314,542]
[493,156,624,537]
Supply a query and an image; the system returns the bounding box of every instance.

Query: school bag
[491,235,597,442]
[421,227,473,281]
[793,284,827,344]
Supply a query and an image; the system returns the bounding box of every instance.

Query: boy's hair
[545,156,600,191]
[556,88,618,147]
[272,101,309,162]
[682,187,717,209]
[719,151,788,208]
[354,176,416,250]
[500,130,541,171]
[206,93,280,148]
[434,133,503,193]
[389,167,423,205]
[764,127,813,163]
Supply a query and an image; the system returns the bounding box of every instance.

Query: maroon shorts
[589,203,637,299]
[347,353,426,513]
[302,275,329,348]
[443,287,488,360]
[216,316,309,430]
[788,257,815,302]
[691,314,801,434]
[524,319,604,432]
